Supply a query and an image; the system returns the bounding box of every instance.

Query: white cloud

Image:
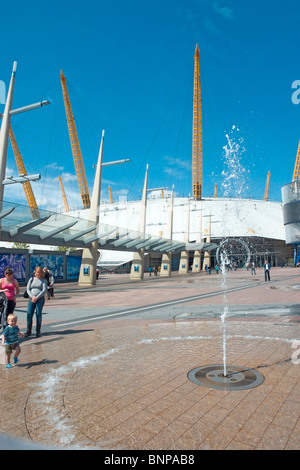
[60,172,77,183]
[163,155,191,170]
[4,166,17,178]
[212,1,235,21]
[44,162,65,171]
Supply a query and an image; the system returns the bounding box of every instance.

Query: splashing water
[221,125,249,198]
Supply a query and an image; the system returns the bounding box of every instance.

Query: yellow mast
[293,140,300,181]
[8,125,40,219]
[108,185,114,204]
[60,70,90,209]
[264,171,271,201]
[58,175,70,212]
[192,44,203,200]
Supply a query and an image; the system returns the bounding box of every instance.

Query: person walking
[250,262,256,275]
[25,266,47,338]
[43,267,50,300]
[48,271,55,298]
[0,267,20,323]
[263,259,271,281]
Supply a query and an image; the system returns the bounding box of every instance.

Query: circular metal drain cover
[188,364,264,391]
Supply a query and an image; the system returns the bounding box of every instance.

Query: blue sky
[1,0,300,211]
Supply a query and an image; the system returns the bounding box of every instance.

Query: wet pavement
[1,266,300,450]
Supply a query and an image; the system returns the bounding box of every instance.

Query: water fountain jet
[187,126,265,391]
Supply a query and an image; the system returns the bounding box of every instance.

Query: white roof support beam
[9,215,51,237]
[63,225,97,242]
[39,220,78,240]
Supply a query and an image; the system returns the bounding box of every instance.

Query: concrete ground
[0,266,300,450]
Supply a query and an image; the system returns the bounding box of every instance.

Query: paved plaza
[1,266,300,450]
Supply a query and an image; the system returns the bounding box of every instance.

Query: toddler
[2,314,24,368]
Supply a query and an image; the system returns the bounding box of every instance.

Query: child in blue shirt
[2,314,24,368]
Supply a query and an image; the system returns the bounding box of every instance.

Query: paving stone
[0,267,300,450]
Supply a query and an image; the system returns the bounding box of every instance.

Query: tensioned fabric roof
[0,200,218,254]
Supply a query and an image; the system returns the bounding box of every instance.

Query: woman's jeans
[27,297,45,332]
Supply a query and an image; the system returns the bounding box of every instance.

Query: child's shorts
[5,342,19,354]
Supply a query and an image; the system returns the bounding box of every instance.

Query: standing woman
[25,266,47,337]
[0,267,20,323]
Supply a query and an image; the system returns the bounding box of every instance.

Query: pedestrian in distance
[25,266,47,338]
[251,262,256,275]
[43,267,50,300]
[0,267,20,323]
[263,259,271,281]
[43,267,55,299]
[48,271,55,298]
[2,313,24,368]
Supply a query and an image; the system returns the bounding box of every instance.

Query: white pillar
[160,185,174,277]
[130,164,148,279]
[192,202,202,272]
[202,212,211,271]
[179,197,190,274]
[78,130,104,286]
[0,62,17,202]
